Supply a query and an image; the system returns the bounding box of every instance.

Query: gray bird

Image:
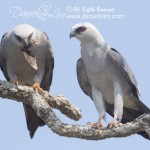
[70,22,150,140]
[0,24,54,138]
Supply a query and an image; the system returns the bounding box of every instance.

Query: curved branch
[0,80,150,140]
[40,109,150,140]
[0,80,82,120]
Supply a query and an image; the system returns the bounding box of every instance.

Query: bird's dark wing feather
[108,48,150,112]
[77,58,92,98]
[40,32,54,91]
[108,48,140,98]
[76,57,150,140]
[0,32,10,81]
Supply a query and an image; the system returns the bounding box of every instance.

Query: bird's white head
[10,24,37,50]
[70,22,105,45]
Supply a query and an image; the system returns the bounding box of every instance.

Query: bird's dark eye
[15,35,22,42]
[76,26,86,33]
[28,32,33,39]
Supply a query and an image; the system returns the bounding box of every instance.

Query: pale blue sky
[0,0,150,149]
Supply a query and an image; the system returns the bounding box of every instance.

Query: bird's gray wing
[40,32,54,91]
[0,32,10,81]
[77,58,92,98]
[108,48,140,98]
[24,32,54,138]
[107,48,150,114]
[107,48,150,112]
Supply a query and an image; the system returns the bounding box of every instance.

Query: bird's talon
[107,122,122,128]
[86,122,103,128]
[32,83,43,92]
[86,122,93,127]
[107,122,113,129]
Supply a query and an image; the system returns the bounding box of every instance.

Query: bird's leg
[108,82,123,128]
[113,112,119,124]
[96,115,104,128]
[87,87,105,128]
[32,82,42,92]
[107,112,122,128]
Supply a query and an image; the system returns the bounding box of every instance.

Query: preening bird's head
[10,24,38,50]
[70,22,105,44]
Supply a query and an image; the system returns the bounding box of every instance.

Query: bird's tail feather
[125,99,150,140]
[122,106,150,140]
[23,104,45,138]
[105,100,150,140]
[136,98,150,114]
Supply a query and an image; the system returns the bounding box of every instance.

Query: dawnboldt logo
[9,1,66,20]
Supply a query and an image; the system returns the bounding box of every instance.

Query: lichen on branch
[0,80,150,140]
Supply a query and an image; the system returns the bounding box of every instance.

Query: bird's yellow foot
[107,122,123,129]
[87,122,103,128]
[32,82,42,92]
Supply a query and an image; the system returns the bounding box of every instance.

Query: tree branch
[0,80,82,121]
[0,80,150,140]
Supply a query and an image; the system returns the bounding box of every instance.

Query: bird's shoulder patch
[1,32,8,44]
[111,48,120,54]
[43,32,49,40]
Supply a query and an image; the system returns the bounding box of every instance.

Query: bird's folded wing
[108,48,140,98]
[40,32,54,91]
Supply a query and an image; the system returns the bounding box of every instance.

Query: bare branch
[0,80,150,140]
[39,109,150,140]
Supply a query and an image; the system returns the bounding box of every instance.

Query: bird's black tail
[122,106,150,140]
[125,99,150,140]
[23,104,45,138]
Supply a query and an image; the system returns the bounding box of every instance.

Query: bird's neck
[80,42,109,74]
[81,41,108,60]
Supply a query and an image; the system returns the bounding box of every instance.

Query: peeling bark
[0,80,150,140]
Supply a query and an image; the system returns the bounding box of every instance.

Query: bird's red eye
[76,26,86,33]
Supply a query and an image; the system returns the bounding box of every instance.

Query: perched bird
[0,24,54,138]
[70,22,150,140]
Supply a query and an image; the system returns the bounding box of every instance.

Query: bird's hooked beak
[24,39,30,49]
[69,31,77,39]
